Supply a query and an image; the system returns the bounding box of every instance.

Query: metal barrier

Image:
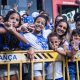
[0,50,66,80]
[66,51,80,80]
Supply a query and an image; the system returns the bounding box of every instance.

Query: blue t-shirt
[34,34,48,50]
[2,33,20,50]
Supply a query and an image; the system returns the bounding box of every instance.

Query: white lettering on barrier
[0,54,27,61]
[0,55,17,61]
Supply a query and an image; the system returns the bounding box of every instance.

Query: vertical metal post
[42,0,45,10]
[59,5,62,15]
[0,0,1,15]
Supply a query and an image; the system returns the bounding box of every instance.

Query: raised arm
[11,29,28,44]
[4,23,28,44]
[0,27,7,33]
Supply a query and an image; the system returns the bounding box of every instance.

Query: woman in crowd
[46,19,70,80]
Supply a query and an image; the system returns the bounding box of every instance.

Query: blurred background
[0,0,80,21]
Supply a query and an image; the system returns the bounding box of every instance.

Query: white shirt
[46,47,64,79]
[23,30,51,70]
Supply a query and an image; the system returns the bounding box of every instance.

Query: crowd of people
[0,4,80,80]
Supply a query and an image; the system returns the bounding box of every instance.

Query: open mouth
[57,29,64,35]
[36,25,42,29]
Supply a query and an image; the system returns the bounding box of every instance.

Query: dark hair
[55,15,63,24]
[74,12,80,22]
[34,14,48,26]
[4,10,21,26]
[41,12,50,22]
[76,18,80,23]
[39,9,45,14]
[21,13,28,18]
[54,19,69,37]
[62,15,67,21]
[55,15,67,24]
[70,29,80,42]
[48,32,60,40]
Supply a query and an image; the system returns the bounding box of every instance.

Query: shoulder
[43,29,52,39]
[23,33,37,42]
[57,47,64,51]
[24,33,34,37]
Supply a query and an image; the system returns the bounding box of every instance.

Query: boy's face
[72,35,80,41]
[49,36,60,49]
[71,35,80,50]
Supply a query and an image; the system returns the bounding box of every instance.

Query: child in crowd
[0,10,22,80]
[44,19,69,80]
[0,10,21,50]
[46,32,66,80]
[4,14,51,80]
[68,29,80,80]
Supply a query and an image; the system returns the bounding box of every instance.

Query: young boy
[68,29,80,80]
[46,32,66,80]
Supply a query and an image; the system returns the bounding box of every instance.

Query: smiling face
[56,22,68,36]
[8,13,20,28]
[34,17,46,32]
[70,29,80,50]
